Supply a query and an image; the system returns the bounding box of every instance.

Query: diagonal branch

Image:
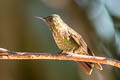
[0,48,120,69]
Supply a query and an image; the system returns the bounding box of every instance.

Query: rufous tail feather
[77,62,93,75]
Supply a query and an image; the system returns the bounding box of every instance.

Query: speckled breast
[52,31,79,52]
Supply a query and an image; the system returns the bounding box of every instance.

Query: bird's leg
[58,50,63,54]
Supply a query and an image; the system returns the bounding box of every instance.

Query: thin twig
[0,48,120,68]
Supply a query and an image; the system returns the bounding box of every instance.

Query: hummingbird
[35,14,103,75]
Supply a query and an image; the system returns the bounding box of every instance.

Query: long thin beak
[35,16,46,22]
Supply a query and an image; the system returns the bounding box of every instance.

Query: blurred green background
[0,0,120,80]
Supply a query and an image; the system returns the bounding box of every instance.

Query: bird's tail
[77,62,102,75]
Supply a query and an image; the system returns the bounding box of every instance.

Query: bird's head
[35,14,63,29]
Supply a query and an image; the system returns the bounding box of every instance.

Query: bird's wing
[69,30,103,70]
[71,32,95,55]
[67,27,97,56]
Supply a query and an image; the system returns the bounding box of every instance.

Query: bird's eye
[48,16,54,22]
